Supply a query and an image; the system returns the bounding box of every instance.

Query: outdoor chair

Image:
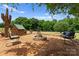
[61,31,76,46]
[62,31,75,39]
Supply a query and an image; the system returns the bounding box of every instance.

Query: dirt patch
[0,33,79,56]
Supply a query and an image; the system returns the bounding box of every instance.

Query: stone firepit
[33,32,47,41]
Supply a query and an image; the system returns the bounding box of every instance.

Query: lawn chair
[62,31,75,39]
[62,31,76,46]
[6,29,21,47]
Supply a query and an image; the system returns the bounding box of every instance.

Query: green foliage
[53,22,69,32]
[14,17,32,30]
[2,3,79,17]
[11,17,79,32]
[1,17,79,32]
[14,17,39,30]
[0,23,3,28]
[13,17,57,31]
[30,18,39,30]
[1,3,79,32]
[43,3,79,17]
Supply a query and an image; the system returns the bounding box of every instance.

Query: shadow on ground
[5,37,79,56]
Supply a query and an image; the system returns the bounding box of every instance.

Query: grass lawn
[0,28,3,32]
[41,31,79,40]
[41,31,60,36]
[75,33,79,40]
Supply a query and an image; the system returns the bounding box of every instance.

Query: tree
[38,20,57,31]
[14,17,39,30]
[1,3,79,34]
[53,22,69,32]
[13,17,57,31]
[1,8,11,37]
[0,4,19,37]
[37,3,79,18]
[14,17,32,30]
[38,20,45,31]
[13,16,79,32]
[41,21,55,31]
[31,18,39,30]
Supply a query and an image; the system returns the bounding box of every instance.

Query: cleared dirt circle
[0,32,79,56]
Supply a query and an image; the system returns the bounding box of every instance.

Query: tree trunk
[1,8,11,37]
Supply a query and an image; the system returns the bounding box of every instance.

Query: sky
[0,3,70,23]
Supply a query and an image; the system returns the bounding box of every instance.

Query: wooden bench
[6,31,21,47]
